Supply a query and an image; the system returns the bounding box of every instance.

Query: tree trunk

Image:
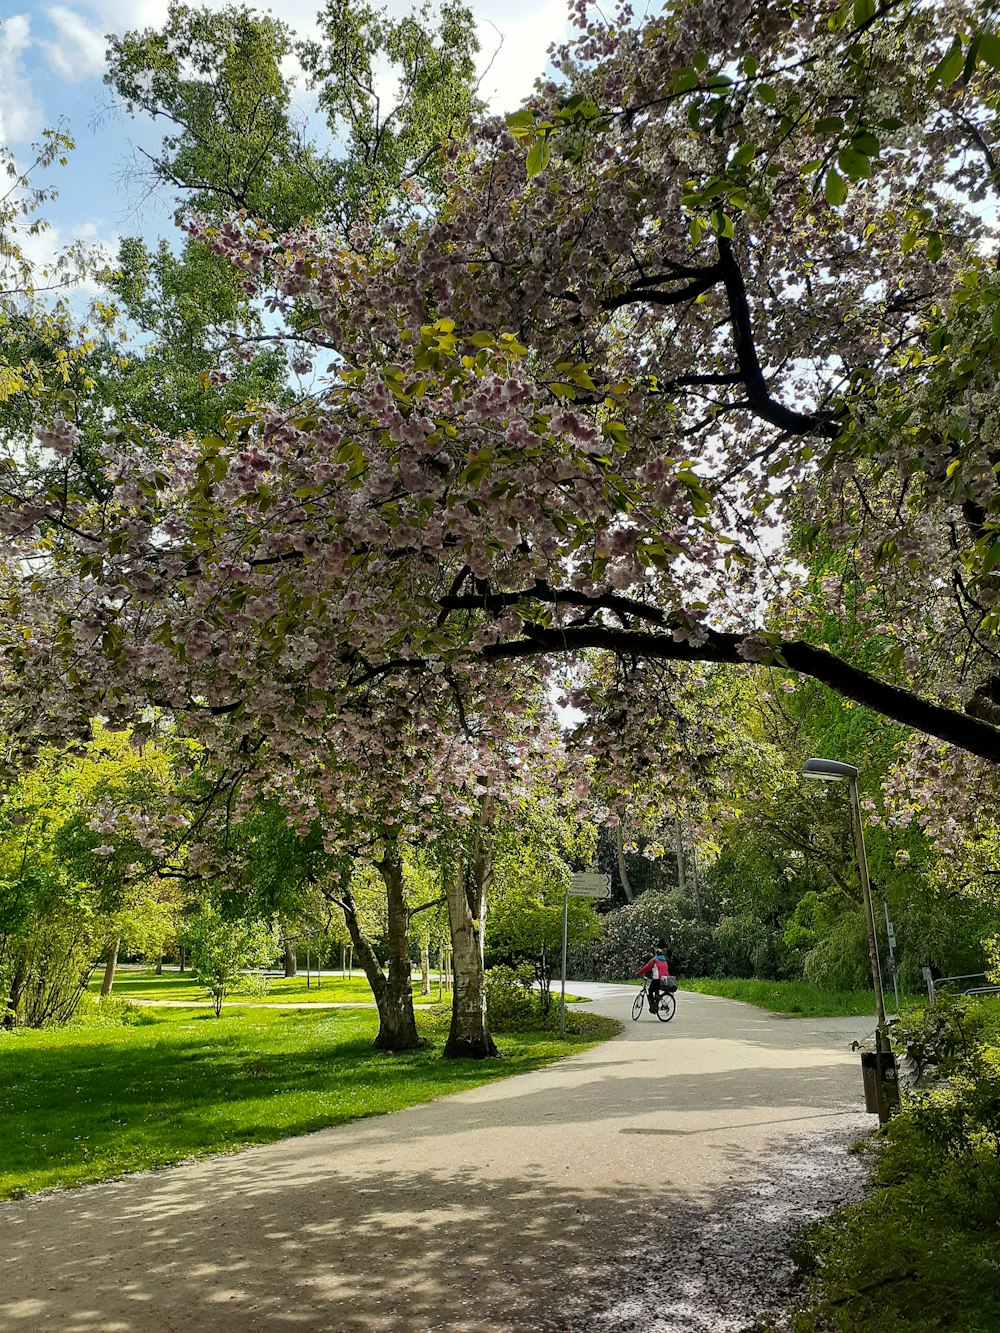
[4,951,27,1029]
[178,944,186,973]
[339,889,390,1019]
[100,936,120,998]
[675,820,687,895]
[444,816,498,1060]
[155,951,163,975]
[421,940,431,995]
[282,934,297,978]
[691,843,703,921]
[615,822,634,903]
[373,843,422,1052]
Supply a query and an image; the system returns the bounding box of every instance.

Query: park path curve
[0,984,874,1333]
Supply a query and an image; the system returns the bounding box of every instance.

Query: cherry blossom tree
[8,0,1000,1044]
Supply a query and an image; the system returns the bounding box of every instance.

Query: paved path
[0,985,875,1333]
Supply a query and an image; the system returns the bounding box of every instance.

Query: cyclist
[637,944,671,1013]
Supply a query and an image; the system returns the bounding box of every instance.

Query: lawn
[0,1004,620,1199]
[90,967,449,1006]
[678,977,883,1017]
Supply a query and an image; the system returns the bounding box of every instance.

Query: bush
[711,913,779,978]
[893,993,986,1083]
[485,964,539,1032]
[568,891,712,980]
[791,997,1000,1332]
[803,910,870,991]
[71,993,150,1027]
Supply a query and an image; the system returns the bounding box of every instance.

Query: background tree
[183,901,279,1016]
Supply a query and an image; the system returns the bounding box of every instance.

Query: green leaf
[853,0,876,24]
[979,32,1000,71]
[506,109,534,131]
[983,541,1000,575]
[756,83,777,105]
[991,305,1000,339]
[926,231,944,262]
[838,146,871,180]
[825,169,848,205]
[814,116,844,134]
[711,208,734,239]
[852,129,879,156]
[931,40,964,86]
[963,33,983,83]
[525,136,550,177]
[729,142,756,168]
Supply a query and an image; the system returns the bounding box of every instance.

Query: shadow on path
[0,988,872,1332]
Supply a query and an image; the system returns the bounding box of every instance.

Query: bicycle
[631,976,677,1022]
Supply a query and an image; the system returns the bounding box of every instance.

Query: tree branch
[480,623,1000,765]
[716,236,839,438]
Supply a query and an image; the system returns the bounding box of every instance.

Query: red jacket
[638,957,670,979]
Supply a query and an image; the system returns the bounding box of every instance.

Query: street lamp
[801,758,888,1042]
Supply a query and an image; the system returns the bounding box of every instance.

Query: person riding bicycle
[637,945,671,1013]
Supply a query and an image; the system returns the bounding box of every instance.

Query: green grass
[0,1004,619,1199]
[90,968,449,1006]
[678,977,882,1017]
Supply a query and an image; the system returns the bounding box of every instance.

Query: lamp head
[803,757,859,782]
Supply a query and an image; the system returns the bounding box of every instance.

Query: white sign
[569,872,612,899]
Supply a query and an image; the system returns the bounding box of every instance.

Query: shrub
[485,964,539,1032]
[569,891,712,980]
[711,913,778,978]
[71,993,150,1027]
[802,910,870,991]
[791,997,1000,1331]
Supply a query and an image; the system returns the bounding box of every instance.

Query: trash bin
[861,1052,880,1114]
[877,1049,900,1112]
[861,1050,900,1118]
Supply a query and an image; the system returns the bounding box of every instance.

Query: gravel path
[0,983,875,1332]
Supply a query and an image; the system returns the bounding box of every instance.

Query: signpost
[560,872,612,1034]
[884,902,901,1011]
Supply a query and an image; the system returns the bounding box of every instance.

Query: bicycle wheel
[656,993,676,1022]
[631,990,645,1021]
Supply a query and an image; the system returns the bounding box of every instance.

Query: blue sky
[2,0,569,294]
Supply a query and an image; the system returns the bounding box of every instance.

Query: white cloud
[41,6,107,82]
[0,14,45,145]
[474,0,569,113]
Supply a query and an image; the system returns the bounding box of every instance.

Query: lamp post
[802,759,888,1042]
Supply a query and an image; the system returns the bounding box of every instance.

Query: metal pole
[884,901,901,1012]
[560,885,569,1036]
[848,776,888,1039]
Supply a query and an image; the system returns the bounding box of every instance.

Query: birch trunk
[615,822,634,903]
[420,940,430,995]
[100,936,120,998]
